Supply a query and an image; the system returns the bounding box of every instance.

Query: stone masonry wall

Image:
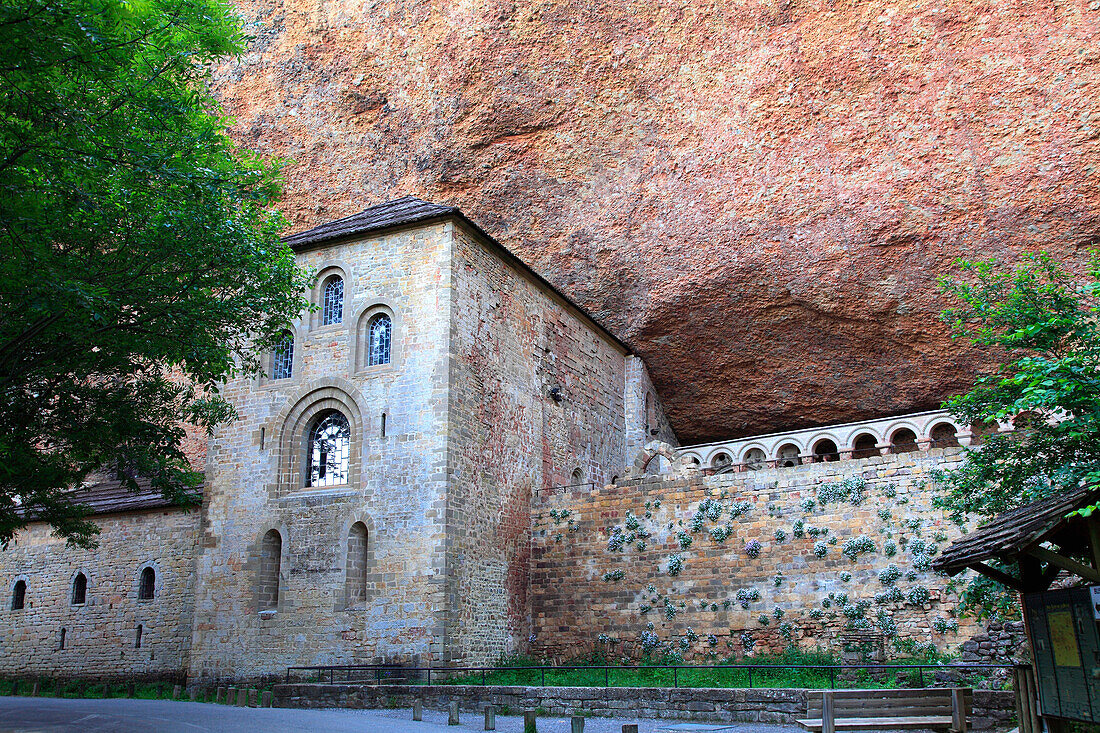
[530,448,981,662]
[189,222,455,680]
[0,507,200,679]
[624,355,678,463]
[444,221,636,665]
[274,683,1017,730]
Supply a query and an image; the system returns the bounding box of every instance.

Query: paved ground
[0,697,806,733]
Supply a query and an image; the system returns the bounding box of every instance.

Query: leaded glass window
[308,411,350,487]
[322,276,344,325]
[273,332,293,379]
[367,314,391,366]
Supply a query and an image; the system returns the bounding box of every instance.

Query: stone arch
[253,524,287,613]
[851,432,881,459]
[808,432,842,462]
[741,445,767,470]
[339,513,378,611]
[268,378,368,494]
[310,262,352,330]
[889,426,920,454]
[134,560,162,601]
[775,442,802,467]
[929,421,961,448]
[351,300,400,373]
[631,441,681,477]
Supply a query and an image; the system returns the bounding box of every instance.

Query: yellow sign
[1048,610,1081,667]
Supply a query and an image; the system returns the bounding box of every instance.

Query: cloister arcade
[678,409,1011,474]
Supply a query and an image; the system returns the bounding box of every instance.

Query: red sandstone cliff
[212,0,1100,443]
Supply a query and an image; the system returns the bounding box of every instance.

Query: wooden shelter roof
[933,484,1100,582]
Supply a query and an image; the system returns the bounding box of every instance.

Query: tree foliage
[0,0,310,546]
[934,253,1100,616]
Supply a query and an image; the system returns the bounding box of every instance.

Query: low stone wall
[274,683,1017,729]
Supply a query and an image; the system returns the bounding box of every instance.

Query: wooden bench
[796,688,972,733]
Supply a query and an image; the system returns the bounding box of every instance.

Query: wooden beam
[1025,545,1100,583]
[970,562,1027,591]
[1088,518,1100,572]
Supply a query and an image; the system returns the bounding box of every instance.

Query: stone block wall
[189,222,456,680]
[444,222,638,664]
[530,448,982,662]
[0,507,200,679]
[274,683,1017,730]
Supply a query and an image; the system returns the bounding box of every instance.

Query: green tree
[934,253,1100,617]
[0,0,310,546]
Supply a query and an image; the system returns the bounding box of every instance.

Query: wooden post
[449,700,460,725]
[236,687,248,707]
[622,725,639,733]
[484,705,496,730]
[951,688,967,733]
[30,682,38,697]
[822,690,836,733]
[172,684,181,700]
[261,690,273,708]
[248,689,258,707]
[215,687,225,704]
[413,699,422,720]
[226,686,236,704]
[524,710,538,733]
[1025,665,1042,733]
[571,716,585,732]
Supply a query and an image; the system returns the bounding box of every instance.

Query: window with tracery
[308,411,350,487]
[273,332,293,379]
[367,313,391,366]
[322,276,344,325]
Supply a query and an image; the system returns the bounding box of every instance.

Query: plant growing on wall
[744,540,762,558]
[666,554,684,576]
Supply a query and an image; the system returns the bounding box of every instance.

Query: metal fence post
[605,666,609,688]
[673,668,678,688]
[748,668,753,689]
[541,668,545,687]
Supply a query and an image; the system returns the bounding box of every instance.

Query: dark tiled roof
[20,474,202,520]
[283,196,458,249]
[933,484,1100,575]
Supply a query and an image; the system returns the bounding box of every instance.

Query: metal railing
[285,662,1014,689]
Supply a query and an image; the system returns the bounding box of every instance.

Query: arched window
[852,433,879,459]
[346,522,368,608]
[307,411,351,487]
[743,448,766,470]
[272,331,294,379]
[322,276,344,325]
[71,573,86,605]
[367,313,392,366]
[258,529,282,611]
[138,567,155,600]
[571,467,584,484]
[890,428,919,454]
[812,439,839,463]
[711,452,733,471]
[11,580,25,611]
[776,443,801,468]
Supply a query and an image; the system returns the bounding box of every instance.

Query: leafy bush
[744,540,762,558]
[814,541,828,557]
[878,564,901,585]
[666,554,684,576]
[842,535,876,560]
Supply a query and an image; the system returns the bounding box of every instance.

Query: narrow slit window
[59,628,66,650]
[135,624,143,649]
[138,567,155,600]
[380,413,386,438]
[71,573,86,605]
[11,580,25,611]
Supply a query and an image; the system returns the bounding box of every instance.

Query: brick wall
[0,507,199,679]
[443,222,636,664]
[530,448,982,661]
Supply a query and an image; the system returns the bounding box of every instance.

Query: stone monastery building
[0,197,985,683]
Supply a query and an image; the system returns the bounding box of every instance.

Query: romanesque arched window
[307,411,351,487]
[273,331,294,379]
[11,580,25,611]
[571,467,584,484]
[890,428,919,454]
[322,276,344,325]
[346,522,368,608]
[138,567,155,600]
[367,313,391,366]
[71,573,86,605]
[852,433,879,459]
[258,529,282,611]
